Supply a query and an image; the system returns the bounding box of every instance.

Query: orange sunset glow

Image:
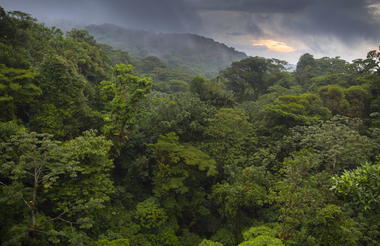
[252,39,296,53]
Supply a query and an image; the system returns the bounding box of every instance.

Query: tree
[138,56,167,74]
[203,108,256,174]
[332,161,380,245]
[46,131,115,228]
[318,85,349,115]
[0,132,68,234]
[344,85,369,118]
[221,57,288,101]
[150,132,216,198]
[63,29,111,83]
[287,116,375,172]
[295,54,353,88]
[100,64,152,152]
[211,167,272,238]
[149,132,217,231]
[353,47,380,75]
[139,92,215,142]
[190,76,234,107]
[259,93,331,135]
[306,204,360,246]
[0,64,41,121]
[238,226,284,246]
[273,150,360,246]
[332,161,380,211]
[199,239,223,246]
[30,54,96,138]
[156,79,189,93]
[0,131,114,245]
[295,53,318,86]
[97,238,130,246]
[318,85,369,118]
[134,198,168,231]
[316,56,353,75]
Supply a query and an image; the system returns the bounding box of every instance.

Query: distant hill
[86,24,247,76]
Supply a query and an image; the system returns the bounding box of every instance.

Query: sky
[1,0,380,64]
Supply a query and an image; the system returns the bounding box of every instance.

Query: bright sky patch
[252,39,296,53]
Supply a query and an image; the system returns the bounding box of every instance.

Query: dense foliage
[1,7,380,246]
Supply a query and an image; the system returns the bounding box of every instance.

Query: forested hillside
[1,7,380,246]
[86,24,247,77]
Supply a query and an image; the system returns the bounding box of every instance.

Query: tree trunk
[31,167,39,231]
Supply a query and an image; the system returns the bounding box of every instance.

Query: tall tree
[221,57,288,101]
[0,131,114,245]
[99,64,152,153]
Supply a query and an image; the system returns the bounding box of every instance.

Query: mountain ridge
[86,23,247,76]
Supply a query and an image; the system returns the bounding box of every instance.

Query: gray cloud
[0,0,202,32]
[188,0,380,62]
[2,0,379,40]
[227,32,249,36]
[188,0,380,42]
[288,0,380,42]
[1,0,379,63]
[99,0,202,32]
[187,0,312,13]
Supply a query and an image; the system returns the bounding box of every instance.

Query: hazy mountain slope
[86,24,247,76]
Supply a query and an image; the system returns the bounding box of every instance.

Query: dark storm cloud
[227,32,248,36]
[0,0,202,32]
[2,0,379,41]
[1,0,379,62]
[188,0,380,42]
[286,0,380,43]
[98,0,202,32]
[187,0,312,13]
